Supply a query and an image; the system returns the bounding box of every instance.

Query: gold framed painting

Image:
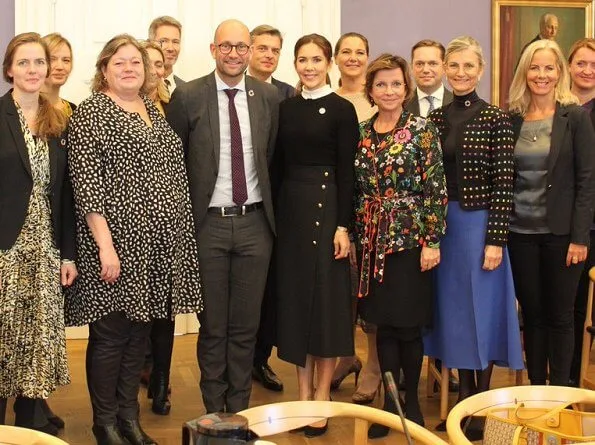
[492,0,593,109]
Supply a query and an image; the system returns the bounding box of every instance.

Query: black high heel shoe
[304,420,328,438]
[330,357,362,390]
[148,371,171,415]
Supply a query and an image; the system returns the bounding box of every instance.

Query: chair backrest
[238,400,448,445]
[0,425,69,445]
[446,385,595,445]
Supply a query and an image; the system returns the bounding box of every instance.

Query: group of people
[1,12,595,445]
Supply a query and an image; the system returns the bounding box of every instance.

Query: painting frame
[492,0,593,109]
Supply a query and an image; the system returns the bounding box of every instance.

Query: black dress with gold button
[275,88,359,366]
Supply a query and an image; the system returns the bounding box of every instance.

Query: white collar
[247,68,272,84]
[417,84,444,100]
[301,84,333,100]
[214,71,246,92]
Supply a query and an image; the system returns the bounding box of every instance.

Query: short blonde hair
[91,34,151,94]
[444,36,485,68]
[509,39,577,115]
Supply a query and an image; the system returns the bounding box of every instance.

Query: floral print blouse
[354,110,447,297]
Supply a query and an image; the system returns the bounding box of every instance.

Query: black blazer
[271,77,295,102]
[0,91,75,259]
[511,103,595,245]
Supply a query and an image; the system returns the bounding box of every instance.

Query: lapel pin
[248,90,255,97]
[61,139,66,146]
[319,107,326,115]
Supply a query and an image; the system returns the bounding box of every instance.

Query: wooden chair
[238,400,448,445]
[445,385,595,444]
[580,267,595,389]
[0,425,69,445]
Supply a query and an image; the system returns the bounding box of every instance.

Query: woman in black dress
[275,33,358,437]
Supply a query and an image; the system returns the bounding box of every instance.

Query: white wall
[16,0,341,105]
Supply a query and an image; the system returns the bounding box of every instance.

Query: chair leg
[440,365,449,421]
[426,357,436,396]
[580,272,595,389]
[354,418,368,445]
[515,369,523,386]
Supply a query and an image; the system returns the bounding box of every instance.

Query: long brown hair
[3,32,67,138]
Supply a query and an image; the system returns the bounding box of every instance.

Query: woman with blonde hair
[41,33,74,118]
[508,39,595,387]
[140,40,169,115]
[424,37,524,437]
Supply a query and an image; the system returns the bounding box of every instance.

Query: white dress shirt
[210,72,261,207]
[416,84,445,118]
[165,72,178,94]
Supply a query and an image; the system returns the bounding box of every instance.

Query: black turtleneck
[442,90,485,201]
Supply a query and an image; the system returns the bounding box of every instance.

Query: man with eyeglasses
[246,24,294,395]
[167,19,279,414]
[148,16,185,93]
[406,39,453,118]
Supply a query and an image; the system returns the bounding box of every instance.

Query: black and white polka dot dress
[66,92,203,326]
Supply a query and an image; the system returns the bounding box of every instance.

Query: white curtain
[16,0,342,104]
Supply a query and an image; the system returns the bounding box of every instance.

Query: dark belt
[207,202,263,217]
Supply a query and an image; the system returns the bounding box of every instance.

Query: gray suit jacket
[406,87,453,117]
[167,72,280,233]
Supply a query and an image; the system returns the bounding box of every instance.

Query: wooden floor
[5,328,530,444]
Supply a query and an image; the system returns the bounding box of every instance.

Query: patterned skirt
[0,189,70,398]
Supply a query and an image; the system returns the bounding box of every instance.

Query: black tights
[457,364,494,402]
[376,325,424,421]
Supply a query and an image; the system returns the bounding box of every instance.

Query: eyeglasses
[373,81,405,92]
[217,42,250,55]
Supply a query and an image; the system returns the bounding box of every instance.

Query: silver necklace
[524,120,545,142]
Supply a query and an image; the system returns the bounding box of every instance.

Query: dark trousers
[253,260,277,367]
[570,230,595,383]
[86,311,152,426]
[508,232,584,385]
[197,210,273,413]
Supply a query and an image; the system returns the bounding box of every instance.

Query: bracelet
[61,259,75,265]
[336,226,348,233]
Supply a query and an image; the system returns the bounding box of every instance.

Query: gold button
[318,203,323,208]
[324,171,329,177]
[315,221,320,226]
[321,185,326,190]
[313,240,317,246]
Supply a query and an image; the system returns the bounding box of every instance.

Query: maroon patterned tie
[224,89,248,205]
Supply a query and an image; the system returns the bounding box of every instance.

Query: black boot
[148,371,171,415]
[14,397,58,436]
[39,399,65,429]
[118,419,157,445]
[368,389,395,439]
[0,398,6,425]
[92,424,131,445]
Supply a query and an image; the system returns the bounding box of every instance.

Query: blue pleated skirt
[423,203,524,370]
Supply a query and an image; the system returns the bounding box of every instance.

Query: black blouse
[275,92,359,227]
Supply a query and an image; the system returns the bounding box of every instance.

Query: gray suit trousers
[197,209,273,413]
